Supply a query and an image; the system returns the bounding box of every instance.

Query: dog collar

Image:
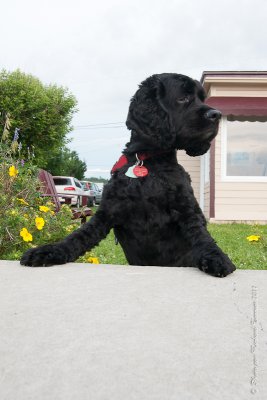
[111,153,148,177]
[111,151,170,177]
[111,154,129,174]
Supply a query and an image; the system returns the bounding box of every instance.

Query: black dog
[21,73,236,277]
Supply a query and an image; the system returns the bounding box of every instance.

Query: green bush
[0,114,80,260]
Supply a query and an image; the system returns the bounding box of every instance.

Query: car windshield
[53,178,72,185]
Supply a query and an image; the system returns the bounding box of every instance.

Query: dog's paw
[20,244,68,267]
[199,250,236,278]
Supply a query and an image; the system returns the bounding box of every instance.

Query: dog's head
[126,73,221,156]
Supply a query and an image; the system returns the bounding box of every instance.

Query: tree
[86,177,109,183]
[46,147,87,180]
[0,69,77,168]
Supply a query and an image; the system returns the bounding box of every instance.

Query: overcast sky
[1,0,267,178]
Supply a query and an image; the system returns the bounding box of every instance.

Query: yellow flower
[11,210,18,215]
[39,206,50,213]
[246,235,261,242]
[87,257,100,264]
[35,217,45,230]
[65,224,74,232]
[17,198,29,206]
[9,165,18,177]
[23,214,29,219]
[20,228,33,242]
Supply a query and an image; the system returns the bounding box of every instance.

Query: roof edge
[200,71,267,84]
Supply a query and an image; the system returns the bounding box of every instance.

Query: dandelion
[87,257,100,264]
[246,235,261,242]
[9,165,18,177]
[39,205,50,213]
[20,228,33,242]
[35,217,45,230]
[17,198,29,206]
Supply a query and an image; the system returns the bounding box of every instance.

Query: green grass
[77,207,127,265]
[77,229,127,265]
[78,208,267,269]
[208,223,267,270]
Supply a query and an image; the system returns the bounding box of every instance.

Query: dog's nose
[205,109,222,122]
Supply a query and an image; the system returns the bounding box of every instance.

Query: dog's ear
[126,75,175,151]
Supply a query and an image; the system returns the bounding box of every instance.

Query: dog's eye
[176,96,189,104]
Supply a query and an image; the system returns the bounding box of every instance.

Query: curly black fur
[21,73,236,277]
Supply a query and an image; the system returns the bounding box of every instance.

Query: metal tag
[125,166,138,178]
[133,165,148,177]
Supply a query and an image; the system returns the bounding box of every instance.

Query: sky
[1,0,267,178]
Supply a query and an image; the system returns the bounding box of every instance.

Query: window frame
[221,116,267,182]
[204,150,210,184]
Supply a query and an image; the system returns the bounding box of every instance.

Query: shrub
[0,114,80,260]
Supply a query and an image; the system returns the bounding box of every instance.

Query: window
[222,117,267,182]
[53,178,72,185]
[74,179,82,188]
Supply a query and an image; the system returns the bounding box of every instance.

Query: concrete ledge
[0,260,266,399]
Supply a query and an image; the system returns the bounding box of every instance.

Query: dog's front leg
[178,208,236,278]
[192,232,236,277]
[20,210,112,267]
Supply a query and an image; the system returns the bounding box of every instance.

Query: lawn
[78,229,128,265]
[208,223,267,270]
[78,212,267,269]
